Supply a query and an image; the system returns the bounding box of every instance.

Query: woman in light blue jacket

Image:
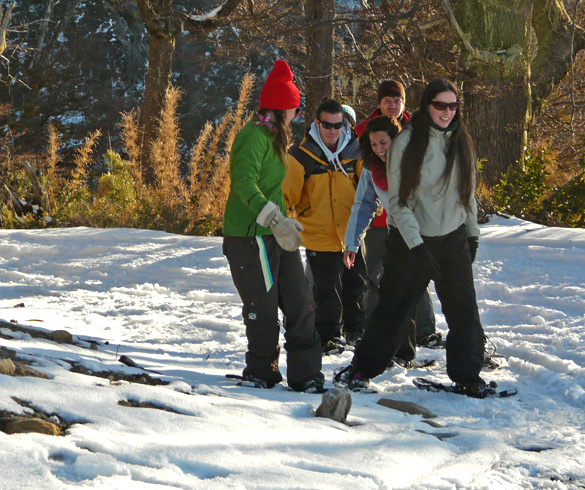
[343,116,436,365]
[344,79,488,397]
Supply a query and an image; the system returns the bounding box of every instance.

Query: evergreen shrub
[492,149,552,219]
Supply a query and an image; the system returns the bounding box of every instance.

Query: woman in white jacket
[344,79,488,397]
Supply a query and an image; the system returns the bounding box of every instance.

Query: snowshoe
[483,355,503,370]
[483,335,507,370]
[454,379,498,398]
[333,364,353,385]
[389,357,439,370]
[226,374,276,389]
[413,377,517,399]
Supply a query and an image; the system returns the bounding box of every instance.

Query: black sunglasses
[430,100,459,111]
[294,107,301,118]
[319,120,343,130]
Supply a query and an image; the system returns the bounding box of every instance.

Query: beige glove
[256,201,303,252]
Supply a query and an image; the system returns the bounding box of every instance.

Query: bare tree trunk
[305,0,335,124]
[463,79,531,185]
[28,0,58,70]
[34,0,81,69]
[0,2,14,58]
[449,0,585,185]
[136,0,242,185]
[530,0,585,104]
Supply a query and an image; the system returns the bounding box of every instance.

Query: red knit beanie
[259,60,300,110]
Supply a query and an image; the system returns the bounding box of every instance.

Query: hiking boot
[454,378,497,398]
[348,372,371,391]
[241,374,276,389]
[293,376,326,394]
[321,337,346,355]
[417,332,446,349]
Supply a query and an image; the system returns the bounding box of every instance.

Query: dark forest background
[0,0,584,232]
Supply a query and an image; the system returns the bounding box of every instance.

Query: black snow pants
[223,235,323,389]
[305,248,368,343]
[352,224,484,383]
[364,226,437,362]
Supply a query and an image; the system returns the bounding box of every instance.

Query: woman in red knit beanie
[223,60,325,393]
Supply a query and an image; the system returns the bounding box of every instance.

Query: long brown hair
[257,108,291,165]
[398,79,475,210]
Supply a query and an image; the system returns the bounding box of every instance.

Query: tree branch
[0,2,14,58]
[136,0,166,35]
[570,0,582,131]
[181,0,242,33]
[530,0,585,101]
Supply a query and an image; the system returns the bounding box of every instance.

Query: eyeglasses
[294,107,301,118]
[319,120,343,130]
[430,100,459,111]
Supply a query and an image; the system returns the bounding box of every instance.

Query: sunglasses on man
[319,120,344,130]
[430,100,459,111]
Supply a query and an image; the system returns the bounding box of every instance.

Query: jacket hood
[302,123,360,171]
[308,120,355,176]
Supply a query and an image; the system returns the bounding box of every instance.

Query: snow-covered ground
[0,215,584,489]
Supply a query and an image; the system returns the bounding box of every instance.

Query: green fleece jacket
[223,119,287,237]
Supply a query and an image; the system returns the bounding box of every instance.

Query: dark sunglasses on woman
[430,100,459,111]
[319,120,344,130]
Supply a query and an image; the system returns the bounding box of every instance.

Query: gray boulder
[316,387,352,424]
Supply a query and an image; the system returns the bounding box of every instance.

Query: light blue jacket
[344,167,393,253]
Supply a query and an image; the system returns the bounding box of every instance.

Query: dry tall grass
[119,109,143,191]
[68,129,102,193]
[117,73,255,235]
[183,72,254,233]
[150,86,187,205]
[44,124,61,213]
[1,73,256,234]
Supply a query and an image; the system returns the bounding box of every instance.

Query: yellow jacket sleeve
[282,153,306,212]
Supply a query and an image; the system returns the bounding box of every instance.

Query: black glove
[468,236,479,263]
[410,243,441,281]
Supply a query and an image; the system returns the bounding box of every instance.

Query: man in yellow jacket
[283,99,366,354]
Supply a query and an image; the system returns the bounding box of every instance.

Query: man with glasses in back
[283,99,366,355]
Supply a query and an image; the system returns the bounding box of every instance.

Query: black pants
[223,235,323,389]
[352,225,484,383]
[364,226,436,361]
[306,248,368,342]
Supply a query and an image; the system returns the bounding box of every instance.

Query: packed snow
[0,215,584,489]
